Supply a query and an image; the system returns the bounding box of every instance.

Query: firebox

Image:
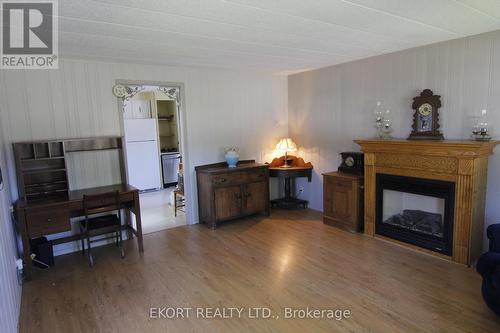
[375,174,455,255]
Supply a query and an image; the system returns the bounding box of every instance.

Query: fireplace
[356,139,499,265]
[375,174,455,255]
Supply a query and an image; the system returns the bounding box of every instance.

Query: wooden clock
[408,89,444,140]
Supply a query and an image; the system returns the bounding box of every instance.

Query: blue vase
[225,149,239,168]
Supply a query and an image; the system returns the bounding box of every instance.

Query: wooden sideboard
[196,160,269,229]
[323,171,364,233]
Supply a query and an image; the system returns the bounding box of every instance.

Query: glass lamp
[276,138,297,168]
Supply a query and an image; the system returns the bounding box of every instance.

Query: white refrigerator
[124,119,161,191]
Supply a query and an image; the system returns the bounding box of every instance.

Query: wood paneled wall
[0,58,288,254]
[288,30,500,248]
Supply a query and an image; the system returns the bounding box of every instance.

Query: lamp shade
[276,138,297,152]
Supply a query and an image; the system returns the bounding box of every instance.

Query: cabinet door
[243,181,268,214]
[214,185,241,221]
[132,100,151,118]
[324,177,356,224]
[123,101,133,119]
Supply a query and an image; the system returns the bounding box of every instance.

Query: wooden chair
[174,188,185,217]
[80,190,124,267]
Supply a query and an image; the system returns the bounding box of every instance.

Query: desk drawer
[26,208,70,237]
[247,169,268,183]
[212,170,268,187]
[212,173,244,186]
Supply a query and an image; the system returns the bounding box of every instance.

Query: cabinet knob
[47,218,52,222]
[219,178,226,183]
[359,185,365,189]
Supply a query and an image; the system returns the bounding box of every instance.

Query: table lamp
[276,138,297,168]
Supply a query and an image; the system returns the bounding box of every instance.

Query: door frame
[115,79,193,225]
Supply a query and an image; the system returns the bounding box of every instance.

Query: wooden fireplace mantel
[356,139,499,265]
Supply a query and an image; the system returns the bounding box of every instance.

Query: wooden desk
[15,183,143,281]
[269,166,313,209]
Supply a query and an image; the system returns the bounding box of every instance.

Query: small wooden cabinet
[196,161,269,229]
[323,171,364,233]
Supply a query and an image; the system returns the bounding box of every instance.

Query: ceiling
[54,0,500,73]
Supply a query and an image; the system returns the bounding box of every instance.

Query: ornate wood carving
[356,139,499,265]
[364,153,375,166]
[375,153,458,174]
[458,159,474,175]
[269,155,313,168]
[408,89,444,140]
[364,163,376,236]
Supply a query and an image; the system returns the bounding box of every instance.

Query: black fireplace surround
[375,174,455,255]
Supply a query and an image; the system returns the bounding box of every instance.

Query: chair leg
[80,231,85,256]
[174,192,178,217]
[119,227,125,259]
[86,233,93,267]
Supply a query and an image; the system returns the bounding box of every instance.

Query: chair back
[83,190,121,217]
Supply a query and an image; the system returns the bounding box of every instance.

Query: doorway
[116,81,188,234]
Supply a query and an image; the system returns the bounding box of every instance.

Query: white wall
[288,30,500,246]
[0,58,288,254]
[0,118,21,333]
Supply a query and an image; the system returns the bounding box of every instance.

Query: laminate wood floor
[19,209,500,333]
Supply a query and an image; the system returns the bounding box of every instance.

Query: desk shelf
[14,137,125,203]
[26,183,68,195]
[25,180,68,188]
[14,141,68,202]
[22,168,66,175]
[25,192,69,203]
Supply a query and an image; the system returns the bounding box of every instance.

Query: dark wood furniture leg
[18,209,33,281]
[269,167,312,209]
[270,176,309,209]
[284,176,291,201]
[133,190,144,252]
[124,208,134,240]
[173,189,185,217]
[174,191,178,217]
